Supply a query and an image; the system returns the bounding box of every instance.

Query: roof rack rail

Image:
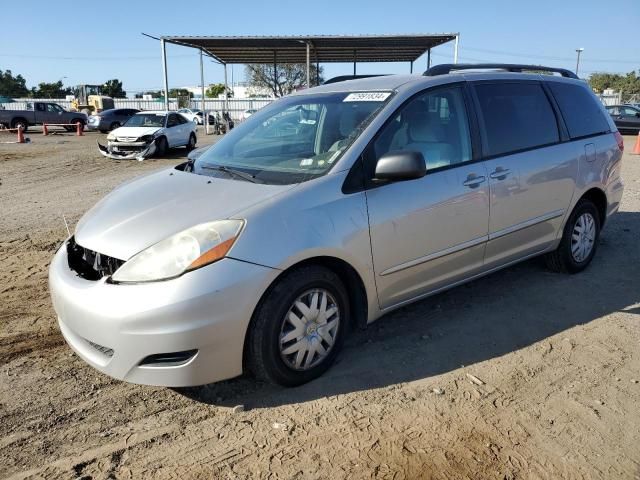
[423,63,578,79]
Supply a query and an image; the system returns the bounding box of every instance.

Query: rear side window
[548,82,610,139]
[474,82,559,157]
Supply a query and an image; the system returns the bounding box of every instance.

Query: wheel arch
[11,117,28,128]
[241,255,369,371]
[579,187,608,227]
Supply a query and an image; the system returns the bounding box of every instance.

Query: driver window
[373,86,472,171]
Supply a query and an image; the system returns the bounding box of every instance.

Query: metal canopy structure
[152,33,460,118]
[161,34,459,65]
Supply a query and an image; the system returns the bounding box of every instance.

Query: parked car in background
[241,108,257,121]
[51,64,624,389]
[177,108,203,124]
[97,111,197,160]
[0,102,86,132]
[87,108,140,133]
[605,104,640,133]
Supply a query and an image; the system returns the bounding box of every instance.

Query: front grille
[86,339,114,358]
[66,236,125,280]
[116,137,138,142]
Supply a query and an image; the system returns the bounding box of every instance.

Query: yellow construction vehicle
[70,85,115,115]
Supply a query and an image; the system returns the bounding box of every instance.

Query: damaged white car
[98,111,197,160]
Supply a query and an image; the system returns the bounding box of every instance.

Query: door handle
[463,174,486,188]
[489,167,510,180]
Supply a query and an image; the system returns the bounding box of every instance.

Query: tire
[155,136,168,157]
[247,266,349,387]
[99,129,109,134]
[109,122,121,131]
[186,133,197,151]
[11,118,28,132]
[545,198,600,273]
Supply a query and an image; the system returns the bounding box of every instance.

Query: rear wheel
[186,133,197,151]
[545,199,600,273]
[247,266,349,387]
[155,136,168,157]
[11,118,28,132]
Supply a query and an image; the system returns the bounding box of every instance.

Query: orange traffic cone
[76,122,83,136]
[632,132,640,155]
[17,126,25,143]
[43,123,48,136]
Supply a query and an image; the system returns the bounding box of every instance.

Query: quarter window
[548,82,610,139]
[474,82,559,158]
[372,86,472,171]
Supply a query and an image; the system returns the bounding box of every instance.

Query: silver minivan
[49,64,625,387]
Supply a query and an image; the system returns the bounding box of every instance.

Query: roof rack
[423,63,578,79]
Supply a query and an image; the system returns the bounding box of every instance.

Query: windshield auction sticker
[343,92,391,102]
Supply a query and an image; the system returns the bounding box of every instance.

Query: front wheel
[155,136,168,157]
[247,266,349,387]
[545,199,600,273]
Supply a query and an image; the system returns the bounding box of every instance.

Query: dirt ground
[1,127,639,480]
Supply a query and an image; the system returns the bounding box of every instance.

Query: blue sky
[2,0,638,96]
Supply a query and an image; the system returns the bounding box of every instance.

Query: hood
[109,126,161,138]
[75,169,296,260]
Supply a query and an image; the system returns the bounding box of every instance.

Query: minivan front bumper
[49,243,279,387]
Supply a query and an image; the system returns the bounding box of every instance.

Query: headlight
[107,133,115,140]
[138,134,155,143]
[111,220,244,283]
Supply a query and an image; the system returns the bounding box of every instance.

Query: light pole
[575,48,584,77]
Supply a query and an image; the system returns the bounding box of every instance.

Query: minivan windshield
[193,91,392,184]
[124,113,166,128]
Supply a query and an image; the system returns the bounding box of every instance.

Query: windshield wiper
[200,164,262,183]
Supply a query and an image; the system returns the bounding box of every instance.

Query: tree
[31,81,71,98]
[169,88,191,108]
[0,70,29,97]
[588,70,640,94]
[103,79,126,98]
[205,83,228,98]
[245,63,324,97]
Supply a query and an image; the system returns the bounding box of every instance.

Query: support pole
[454,34,459,64]
[200,48,207,134]
[273,51,278,96]
[161,38,169,111]
[306,42,311,88]
[223,63,229,131]
[427,48,431,70]
[410,61,413,74]
[353,49,357,75]
[316,60,320,86]
[199,49,205,112]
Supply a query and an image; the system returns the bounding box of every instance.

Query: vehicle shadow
[176,211,640,409]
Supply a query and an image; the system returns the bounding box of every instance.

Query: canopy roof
[161,34,458,64]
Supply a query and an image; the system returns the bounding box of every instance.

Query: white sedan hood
[109,126,162,138]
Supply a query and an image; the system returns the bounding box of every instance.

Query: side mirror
[635,112,640,118]
[374,151,427,182]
